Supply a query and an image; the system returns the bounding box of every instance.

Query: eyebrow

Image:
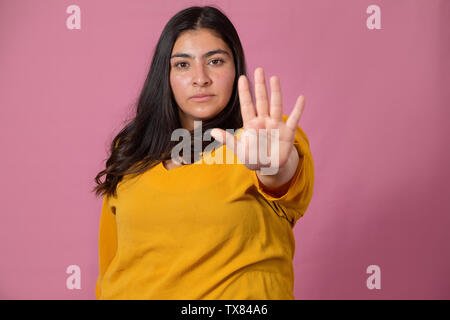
[170,49,230,60]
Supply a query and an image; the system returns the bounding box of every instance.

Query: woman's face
[170,28,236,130]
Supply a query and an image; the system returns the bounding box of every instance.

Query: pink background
[1,0,449,299]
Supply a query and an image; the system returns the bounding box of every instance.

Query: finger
[286,95,305,131]
[254,67,269,118]
[238,75,256,125]
[269,76,283,121]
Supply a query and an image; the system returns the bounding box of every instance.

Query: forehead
[171,28,231,55]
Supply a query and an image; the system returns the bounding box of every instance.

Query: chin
[190,107,223,120]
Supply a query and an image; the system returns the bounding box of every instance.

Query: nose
[192,65,211,87]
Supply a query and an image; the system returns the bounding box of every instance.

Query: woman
[93,5,314,300]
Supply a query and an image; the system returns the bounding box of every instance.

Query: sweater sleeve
[251,114,315,227]
[95,195,118,299]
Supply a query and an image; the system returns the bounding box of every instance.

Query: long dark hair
[92,5,248,198]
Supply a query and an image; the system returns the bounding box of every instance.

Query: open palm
[211,67,305,172]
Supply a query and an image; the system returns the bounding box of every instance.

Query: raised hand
[210,67,305,175]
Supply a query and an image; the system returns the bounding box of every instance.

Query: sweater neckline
[158,154,206,172]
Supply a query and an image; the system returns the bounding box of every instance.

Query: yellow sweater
[95,115,314,299]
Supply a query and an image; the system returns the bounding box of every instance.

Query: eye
[174,61,189,69]
[209,58,224,65]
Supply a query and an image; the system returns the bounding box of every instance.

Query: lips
[190,94,214,102]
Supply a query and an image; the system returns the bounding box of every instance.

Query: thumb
[211,128,238,154]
